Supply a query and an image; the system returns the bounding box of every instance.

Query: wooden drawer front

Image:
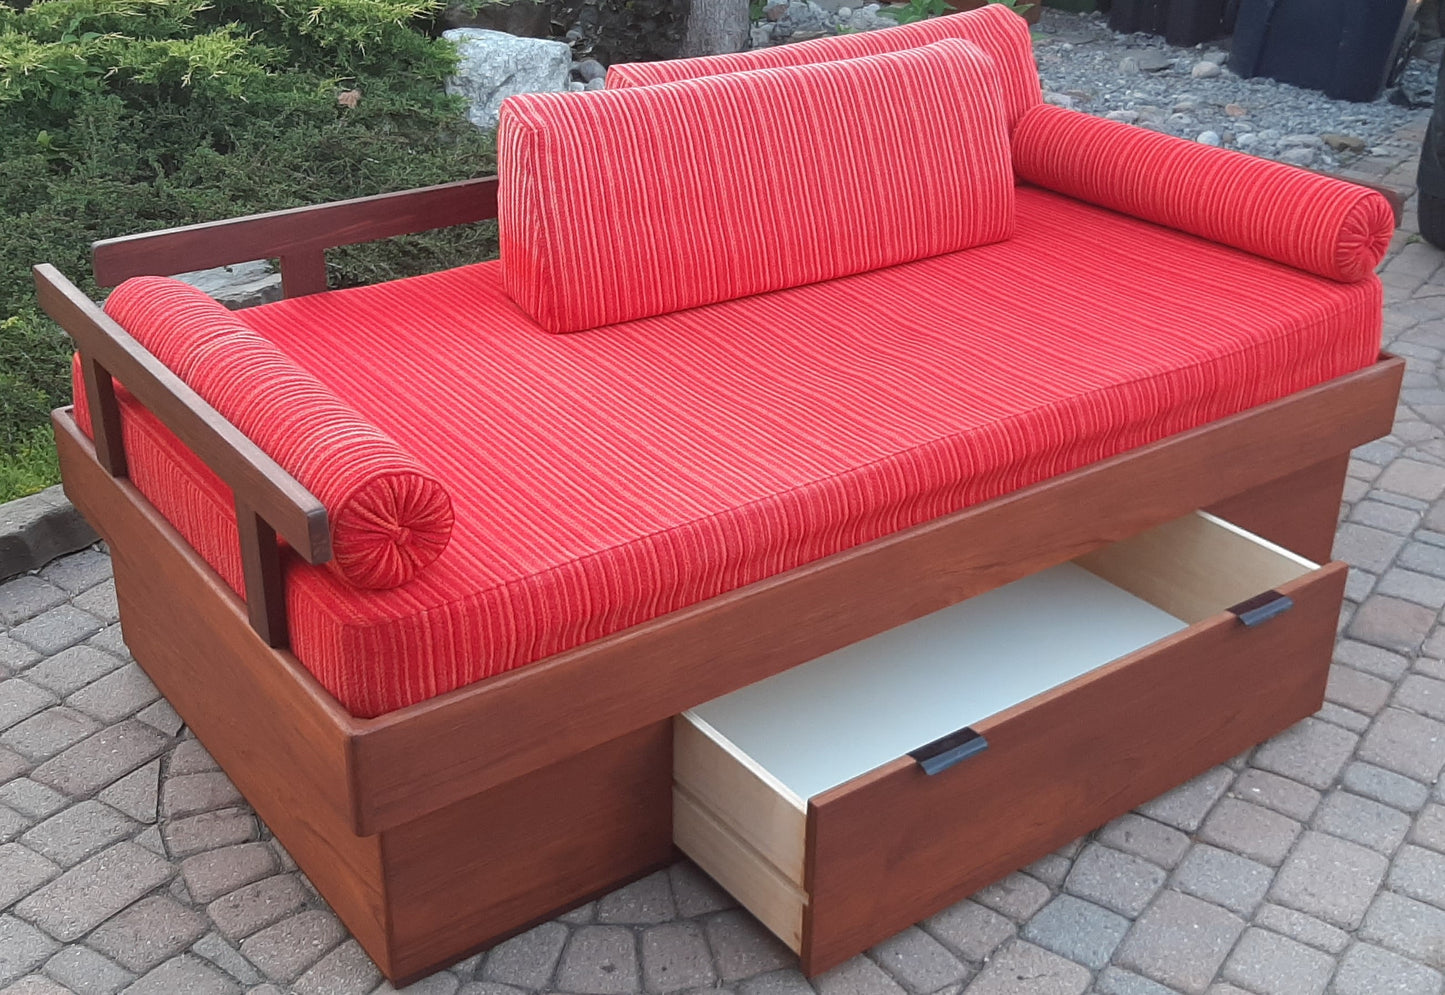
[673,513,1344,974]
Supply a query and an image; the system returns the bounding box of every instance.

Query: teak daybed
[39,6,1405,983]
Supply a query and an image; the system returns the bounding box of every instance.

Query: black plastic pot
[1108,0,1235,47]
[1228,0,1421,103]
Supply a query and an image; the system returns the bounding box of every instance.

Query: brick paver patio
[3,140,1445,995]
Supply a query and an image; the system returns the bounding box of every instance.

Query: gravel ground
[1031,7,1437,172]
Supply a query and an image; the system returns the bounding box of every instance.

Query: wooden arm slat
[34,263,332,564]
[91,177,499,289]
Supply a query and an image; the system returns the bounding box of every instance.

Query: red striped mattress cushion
[499,39,1014,333]
[78,187,1383,717]
[1013,104,1394,283]
[607,5,1040,132]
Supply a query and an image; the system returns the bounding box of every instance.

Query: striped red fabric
[606,5,1040,131]
[99,277,454,590]
[1013,104,1395,283]
[499,38,1015,334]
[79,187,1382,717]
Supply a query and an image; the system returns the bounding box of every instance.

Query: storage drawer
[672,511,1345,974]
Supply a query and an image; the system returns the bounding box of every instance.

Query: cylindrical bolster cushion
[103,276,453,589]
[1011,103,1394,282]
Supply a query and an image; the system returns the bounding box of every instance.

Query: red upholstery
[99,278,453,590]
[80,188,1382,717]
[499,40,1014,334]
[1013,104,1394,283]
[606,5,1040,132]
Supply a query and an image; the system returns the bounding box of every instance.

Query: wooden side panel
[1206,455,1350,565]
[53,412,390,963]
[801,563,1346,975]
[380,722,674,981]
[351,358,1401,834]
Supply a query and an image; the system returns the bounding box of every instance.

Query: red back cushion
[102,277,454,589]
[499,38,1015,333]
[1013,104,1394,283]
[607,5,1040,132]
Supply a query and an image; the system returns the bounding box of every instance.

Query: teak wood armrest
[33,263,329,646]
[91,176,500,298]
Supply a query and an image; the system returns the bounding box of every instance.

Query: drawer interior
[685,511,1318,804]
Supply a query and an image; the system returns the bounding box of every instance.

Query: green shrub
[0,0,498,502]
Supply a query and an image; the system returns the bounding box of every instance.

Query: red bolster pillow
[501,38,1015,333]
[101,277,453,589]
[1011,104,1394,283]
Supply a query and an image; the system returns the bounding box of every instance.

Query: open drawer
[673,511,1346,975]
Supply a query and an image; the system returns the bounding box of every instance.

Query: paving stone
[1352,499,1422,533]
[85,895,207,973]
[738,968,814,995]
[1360,708,1445,782]
[1347,566,1379,602]
[0,804,32,844]
[1251,904,1349,954]
[1252,717,1358,789]
[0,745,30,783]
[1097,814,1189,869]
[971,871,1051,921]
[641,921,715,993]
[1114,891,1245,994]
[20,800,137,867]
[1199,797,1301,865]
[1414,804,1445,853]
[31,721,168,798]
[1337,639,1411,680]
[66,666,159,725]
[1320,789,1414,856]
[1134,766,1233,832]
[1389,844,1445,909]
[1335,523,1408,571]
[97,760,159,826]
[702,911,792,983]
[1318,701,1372,733]
[133,701,181,738]
[207,874,309,942]
[2,706,101,761]
[1063,843,1165,917]
[1018,895,1128,970]
[0,844,60,911]
[481,921,568,988]
[1360,891,1445,963]
[161,808,257,857]
[1334,941,1443,995]
[1343,761,1432,812]
[1171,844,1273,915]
[14,841,174,942]
[120,953,241,995]
[0,779,67,820]
[38,549,111,595]
[292,939,381,995]
[1,975,72,994]
[43,944,134,995]
[0,634,40,673]
[596,870,675,925]
[922,900,1014,963]
[1398,674,1445,723]
[1270,830,1389,929]
[371,974,461,995]
[1349,597,1439,654]
[812,956,904,995]
[1225,770,1322,822]
[962,940,1089,995]
[86,625,129,660]
[238,910,344,984]
[72,581,118,624]
[190,933,261,987]
[9,606,104,655]
[1329,664,1395,714]
[0,578,68,627]
[1220,927,1334,995]
[179,843,278,905]
[167,739,219,777]
[457,986,527,995]
[1379,569,1445,608]
[1379,459,1445,500]
[1024,852,1071,888]
[555,925,641,994]
[22,646,122,696]
[0,681,56,734]
[0,917,61,987]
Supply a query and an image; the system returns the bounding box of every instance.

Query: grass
[1,425,62,503]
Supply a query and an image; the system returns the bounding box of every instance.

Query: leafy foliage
[0,0,498,501]
[881,0,1031,24]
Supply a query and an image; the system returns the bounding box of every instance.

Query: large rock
[0,486,99,582]
[444,28,573,131]
[173,261,281,311]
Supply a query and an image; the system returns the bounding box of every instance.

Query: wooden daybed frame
[38,176,1405,983]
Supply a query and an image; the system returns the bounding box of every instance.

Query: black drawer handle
[1228,590,1294,627]
[910,727,989,775]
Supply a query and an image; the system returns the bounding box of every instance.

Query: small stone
[1044,92,1075,109]
[1105,110,1139,123]
[1280,148,1316,167]
[86,894,207,973]
[1135,50,1173,72]
[555,925,642,994]
[1196,130,1221,146]
[1191,61,1221,79]
[1225,103,1248,116]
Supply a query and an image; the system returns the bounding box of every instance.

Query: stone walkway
[4,148,1445,995]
